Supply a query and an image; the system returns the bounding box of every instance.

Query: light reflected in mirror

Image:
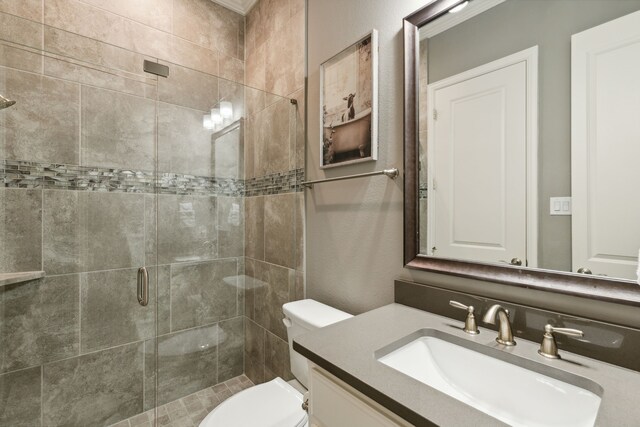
[417,0,640,280]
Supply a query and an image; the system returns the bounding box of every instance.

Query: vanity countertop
[293,303,640,427]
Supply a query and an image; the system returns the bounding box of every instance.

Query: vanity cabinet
[308,364,412,427]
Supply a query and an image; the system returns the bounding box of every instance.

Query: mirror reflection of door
[426,48,538,267]
[571,10,640,278]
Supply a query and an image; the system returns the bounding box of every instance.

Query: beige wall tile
[0,11,43,49]
[81,86,156,170]
[267,99,291,174]
[173,0,244,60]
[44,56,157,99]
[264,193,295,269]
[170,36,219,75]
[79,0,172,32]
[158,102,213,176]
[245,86,266,119]
[0,68,80,164]
[289,0,304,18]
[244,117,255,179]
[253,104,269,176]
[219,53,244,84]
[156,195,218,265]
[80,192,146,272]
[43,190,81,275]
[218,316,245,381]
[0,43,43,73]
[219,80,245,121]
[150,326,218,406]
[218,197,244,259]
[0,0,42,22]
[253,260,294,339]
[43,342,144,426]
[158,62,219,111]
[244,318,265,384]
[0,368,42,426]
[44,0,170,59]
[259,0,289,46]
[245,2,261,54]
[244,196,264,261]
[45,0,127,48]
[170,259,238,331]
[295,192,304,271]
[173,0,217,50]
[80,268,155,353]
[121,16,172,59]
[212,124,243,179]
[44,27,149,77]
[210,2,244,60]
[245,41,265,90]
[265,9,304,97]
[0,189,42,274]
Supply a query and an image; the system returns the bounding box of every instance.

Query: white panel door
[428,60,528,264]
[572,10,640,279]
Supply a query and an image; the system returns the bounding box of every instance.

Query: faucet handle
[538,324,584,359]
[449,301,479,335]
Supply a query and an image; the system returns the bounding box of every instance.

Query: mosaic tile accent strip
[1,160,304,197]
[244,169,305,197]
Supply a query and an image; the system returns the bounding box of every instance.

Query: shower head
[0,94,16,110]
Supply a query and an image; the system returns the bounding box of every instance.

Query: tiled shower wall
[0,0,267,426]
[243,0,306,385]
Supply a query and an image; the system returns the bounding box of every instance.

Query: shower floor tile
[109,374,254,427]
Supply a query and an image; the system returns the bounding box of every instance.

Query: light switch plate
[550,197,572,215]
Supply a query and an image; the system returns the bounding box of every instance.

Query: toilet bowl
[199,299,352,427]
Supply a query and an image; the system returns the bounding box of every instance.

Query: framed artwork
[320,30,378,168]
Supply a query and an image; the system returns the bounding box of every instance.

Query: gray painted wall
[306,0,425,314]
[306,0,640,330]
[426,0,640,271]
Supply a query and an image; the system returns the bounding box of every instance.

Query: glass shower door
[0,29,160,426]
[150,59,300,425]
[149,61,247,419]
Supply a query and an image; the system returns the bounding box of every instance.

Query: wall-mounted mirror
[403,0,640,302]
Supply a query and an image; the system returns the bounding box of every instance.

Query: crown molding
[211,0,258,15]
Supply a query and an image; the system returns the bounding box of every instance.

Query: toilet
[199,299,353,427]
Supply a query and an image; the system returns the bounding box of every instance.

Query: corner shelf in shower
[0,271,45,287]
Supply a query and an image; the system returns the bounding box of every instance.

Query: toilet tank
[282,299,352,388]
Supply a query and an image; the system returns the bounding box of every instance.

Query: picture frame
[320,29,378,169]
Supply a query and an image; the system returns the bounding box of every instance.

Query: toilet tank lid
[283,299,353,329]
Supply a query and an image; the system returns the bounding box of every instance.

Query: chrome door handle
[577,267,592,274]
[137,267,149,306]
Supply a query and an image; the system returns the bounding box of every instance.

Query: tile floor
[109,375,254,427]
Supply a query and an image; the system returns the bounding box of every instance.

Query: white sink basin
[377,331,602,427]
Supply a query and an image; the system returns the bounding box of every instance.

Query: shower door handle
[137,267,149,306]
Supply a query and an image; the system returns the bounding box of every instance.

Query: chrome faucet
[538,324,584,359]
[449,300,479,335]
[482,304,516,346]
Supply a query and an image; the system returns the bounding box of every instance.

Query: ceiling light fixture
[449,1,469,13]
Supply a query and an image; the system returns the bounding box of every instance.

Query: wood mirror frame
[402,0,640,307]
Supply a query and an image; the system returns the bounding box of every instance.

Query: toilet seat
[199,377,308,427]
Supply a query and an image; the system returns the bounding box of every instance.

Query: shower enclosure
[0,8,300,427]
